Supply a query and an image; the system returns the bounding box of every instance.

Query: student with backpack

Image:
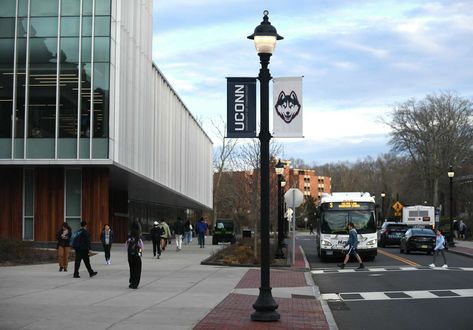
[72,221,98,278]
[126,220,144,289]
[150,221,163,258]
[430,229,448,268]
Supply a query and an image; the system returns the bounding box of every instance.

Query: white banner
[272,76,303,138]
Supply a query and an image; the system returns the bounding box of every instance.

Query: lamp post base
[251,287,280,321]
[275,247,285,259]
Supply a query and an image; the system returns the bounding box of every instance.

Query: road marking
[311,266,473,274]
[377,248,419,266]
[321,289,473,302]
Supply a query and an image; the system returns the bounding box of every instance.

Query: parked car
[378,222,409,247]
[400,228,436,254]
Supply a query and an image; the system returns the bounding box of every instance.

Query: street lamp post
[380,192,386,224]
[248,10,283,322]
[275,160,285,259]
[281,178,286,243]
[448,166,455,246]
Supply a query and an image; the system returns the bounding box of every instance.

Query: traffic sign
[284,188,304,208]
[392,201,404,212]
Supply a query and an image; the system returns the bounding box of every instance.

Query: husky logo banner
[226,78,256,138]
[273,77,303,137]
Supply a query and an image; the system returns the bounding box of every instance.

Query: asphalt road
[298,235,473,330]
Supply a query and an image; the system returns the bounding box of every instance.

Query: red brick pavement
[235,269,307,289]
[194,293,329,330]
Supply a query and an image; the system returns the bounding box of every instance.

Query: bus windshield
[321,210,376,234]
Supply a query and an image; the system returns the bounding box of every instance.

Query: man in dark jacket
[150,221,163,258]
[73,221,98,278]
[174,217,185,251]
[338,222,364,270]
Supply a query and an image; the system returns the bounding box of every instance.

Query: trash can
[242,229,251,238]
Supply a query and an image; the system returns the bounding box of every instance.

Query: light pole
[281,178,286,242]
[380,192,386,224]
[448,166,455,246]
[275,159,285,259]
[248,10,283,322]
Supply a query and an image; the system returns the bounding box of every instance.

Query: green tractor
[212,219,236,245]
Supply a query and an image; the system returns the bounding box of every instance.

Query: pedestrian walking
[150,221,163,258]
[100,224,114,264]
[184,219,193,245]
[160,220,171,251]
[338,222,364,269]
[174,217,185,251]
[458,220,467,240]
[430,229,448,268]
[72,221,98,278]
[308,223,314,235]
[56,222,72,272]
[453,220,459,240]
[126,220,143,289]
[196,217,209,248]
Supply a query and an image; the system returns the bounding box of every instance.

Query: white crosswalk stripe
[321,289,473,301]
[311,266,473,274]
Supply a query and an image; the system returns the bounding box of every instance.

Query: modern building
[0,0,213,243]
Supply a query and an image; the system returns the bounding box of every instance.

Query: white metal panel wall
[109,0,213,208]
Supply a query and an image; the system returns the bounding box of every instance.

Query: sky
[152,0,473,165]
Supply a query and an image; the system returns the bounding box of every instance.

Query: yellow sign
[392,201,404,212]
[394,211,401,217]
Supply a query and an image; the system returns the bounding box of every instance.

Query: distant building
[0,0,212,243]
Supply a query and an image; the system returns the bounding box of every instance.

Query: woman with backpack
[126,220,144,289]
[429,229,448,268]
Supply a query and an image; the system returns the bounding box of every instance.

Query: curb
[300,245,339,330]
[447,249,473,259]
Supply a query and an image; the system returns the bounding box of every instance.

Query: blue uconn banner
[226,78,256,138]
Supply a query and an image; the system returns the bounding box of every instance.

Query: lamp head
[275,158,284,175]
[448,165,455,178]
[248,10,283,54]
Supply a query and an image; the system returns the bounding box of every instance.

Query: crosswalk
[311,266,473,275]
[321,289,473,302]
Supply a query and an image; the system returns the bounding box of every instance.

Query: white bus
[316,192,378,261]
[402,205,435,228]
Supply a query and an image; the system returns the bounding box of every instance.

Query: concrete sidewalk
[0,236,333,330]
[448,239,473,258]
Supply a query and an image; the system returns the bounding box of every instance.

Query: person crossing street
[338,222,364,269]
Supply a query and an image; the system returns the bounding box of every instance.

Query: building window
[23,169,34,240]
[65,168,81,231]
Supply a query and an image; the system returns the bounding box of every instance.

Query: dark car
[212,219,236,245]
[400,228,436,254]
[378,222,409,247]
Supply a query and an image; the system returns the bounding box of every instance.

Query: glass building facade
[0,0,110,159]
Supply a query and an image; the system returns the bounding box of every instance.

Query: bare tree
[212,118,238,223]
[384,92,473,206]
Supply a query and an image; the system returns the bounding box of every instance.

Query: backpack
[71,230,82,249]
[127,238,141,257]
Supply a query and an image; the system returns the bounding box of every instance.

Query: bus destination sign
[322,201,374,211]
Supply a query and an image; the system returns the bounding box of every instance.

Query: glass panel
[94,37,109,62]
[30,17,58,38]
[0,139,11,158]
[15,39,26,145]
[93,62,108,137]
[0,0,17,17]
[19,0,28,17]
[28,39,58,140]
[66,169,81,216]
[61,0,80,16]
[27,139,55,158]
[0,38,14,140]
[82,16,92,36]
[59,38,79,139]
[24,217,34,240]
[24,170,34,216]
[80,63,91,138]
[83,0,93,15]
[79,137,89,158]
[31,0,58,17]
[61,17,80,37]
[0,18,16,37]
[58,138,76,158]
[92,138,107,158]
[94,16,110,37]
[17,18,28,37]
[66,217,81,231]
[81,37,91,62]
[14,138,24,157]
[95,0,111,16]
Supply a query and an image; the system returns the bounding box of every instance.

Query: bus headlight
[366,239,376,246]
[321,239,333,247]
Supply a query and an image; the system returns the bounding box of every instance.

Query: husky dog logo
[274,91,301,123]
